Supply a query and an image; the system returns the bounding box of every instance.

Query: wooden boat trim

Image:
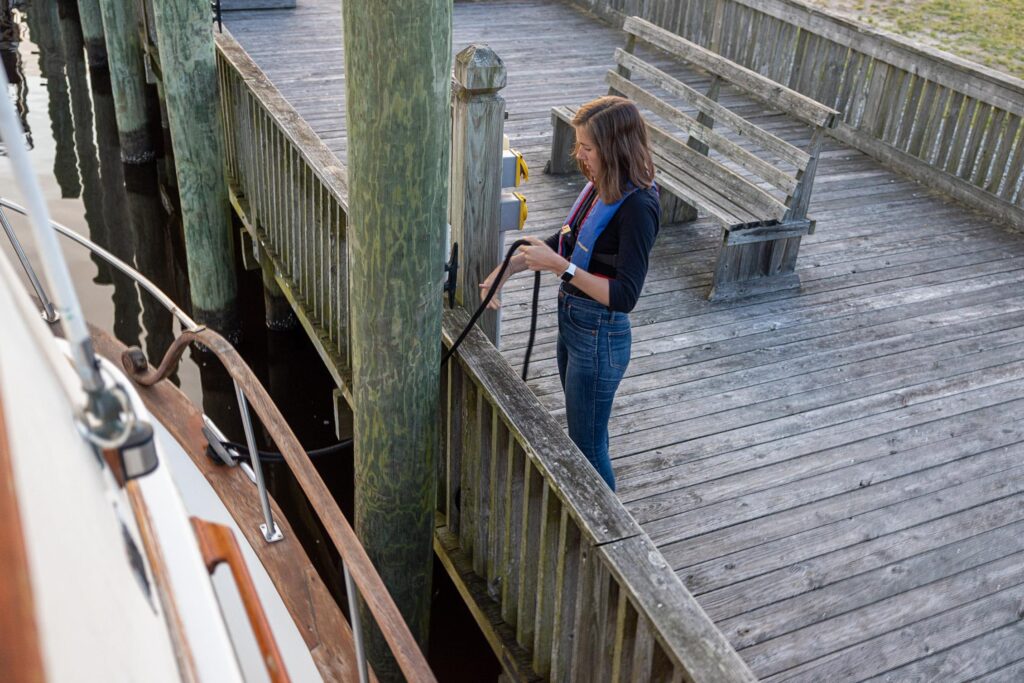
[123,477,200,682]
[0,385,46,683]
[91,328,372,682]
[191,518,290,683]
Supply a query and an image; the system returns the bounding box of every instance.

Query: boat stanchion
[0,205,59,322]
[233,379,283,543]
[342,561,370,683]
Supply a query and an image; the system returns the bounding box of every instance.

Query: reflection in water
[1,1,31,150]
[25,0,78,198]
[124,161,178,366]
[55,0,142,348]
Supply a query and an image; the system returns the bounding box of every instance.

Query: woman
[481,96,660,491]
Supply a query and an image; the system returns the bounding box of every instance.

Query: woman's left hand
[520,235,569,275]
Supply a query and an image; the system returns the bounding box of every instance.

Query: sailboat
[1,54,433,683]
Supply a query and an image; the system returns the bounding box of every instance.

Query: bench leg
[660,190,697,225]
[709,233,802,300]
[547,113,577,175]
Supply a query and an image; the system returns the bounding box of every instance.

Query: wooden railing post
[450,44,507,344]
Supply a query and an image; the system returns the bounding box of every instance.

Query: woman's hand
[479,251,527,310]
[520,235,569,275]
[479,265,505,310]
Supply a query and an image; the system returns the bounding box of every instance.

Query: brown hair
[572,96,655,203]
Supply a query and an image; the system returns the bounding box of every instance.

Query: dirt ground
[802,0,1024,80]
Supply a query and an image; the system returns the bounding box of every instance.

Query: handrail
[0,205,58,322]
[191,518,291,683]
[122,327,435,683]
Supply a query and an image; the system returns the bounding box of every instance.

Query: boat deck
[225,1,1024,679]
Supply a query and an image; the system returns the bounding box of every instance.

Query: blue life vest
[559,181,638,272]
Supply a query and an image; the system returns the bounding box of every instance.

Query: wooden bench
[548,17,839,299]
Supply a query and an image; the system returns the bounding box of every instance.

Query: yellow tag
[560,224,571,235]
[515,193,528,229]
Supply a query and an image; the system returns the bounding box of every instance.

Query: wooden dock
[225,1,1024,680]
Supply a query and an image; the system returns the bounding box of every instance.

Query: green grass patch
[807,0,1024,79]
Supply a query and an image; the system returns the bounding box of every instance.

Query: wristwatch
[560,262,577,283]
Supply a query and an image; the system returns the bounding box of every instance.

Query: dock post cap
[454,44,507,93]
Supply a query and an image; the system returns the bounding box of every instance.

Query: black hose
[521,271,541,380]
[204,241,548,471]
[206,434,352,465]
[443,238,543,381]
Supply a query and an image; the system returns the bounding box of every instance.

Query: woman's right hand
[479,265,505,310]
[479,251,529,310]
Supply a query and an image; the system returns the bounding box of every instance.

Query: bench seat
[548,17,839,299]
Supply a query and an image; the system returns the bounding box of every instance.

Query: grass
[804,0,1024,79]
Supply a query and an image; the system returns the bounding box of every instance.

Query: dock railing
[440,307,754,681]
[216,33,353,390]
[572,0,1024,230]
[212,28,753,683]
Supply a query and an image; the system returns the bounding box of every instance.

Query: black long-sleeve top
[546,185,660,312]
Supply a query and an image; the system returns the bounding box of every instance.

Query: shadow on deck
[226,1,1024,680]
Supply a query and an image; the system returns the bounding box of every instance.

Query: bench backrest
[613,17,840,221]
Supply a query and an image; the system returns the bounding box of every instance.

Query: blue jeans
[556,290,631,490]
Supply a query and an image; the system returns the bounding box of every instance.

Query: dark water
[1,2,497,680]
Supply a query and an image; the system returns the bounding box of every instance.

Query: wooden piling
[342,0,452,677]
[96,0,152,163]
[450,45,507,344]
[148,0,238,334]
[75,0,106,70]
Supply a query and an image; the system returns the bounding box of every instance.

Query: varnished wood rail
[215,31,353,390]
[573,0,1024,229]
[440,307,754,682]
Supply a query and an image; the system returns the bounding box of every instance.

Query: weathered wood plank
[724,518,1024,653]
[663,441,1024,571]
[758,578,1024,681]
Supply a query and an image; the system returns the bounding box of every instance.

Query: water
[1,3,498,680]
